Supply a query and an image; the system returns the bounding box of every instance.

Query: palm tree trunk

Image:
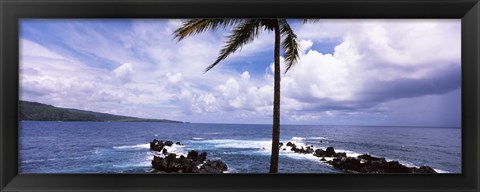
[269,20,281,173]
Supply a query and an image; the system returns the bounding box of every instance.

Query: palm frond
[173,19,241,41]
[279,19,300,73]
[205,19,262,72]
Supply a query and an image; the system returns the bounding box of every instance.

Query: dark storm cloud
[360,63,461,104]
[297,63,461,113]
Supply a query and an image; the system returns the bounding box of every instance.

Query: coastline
[147,138,439,174]
[19,121,459,174]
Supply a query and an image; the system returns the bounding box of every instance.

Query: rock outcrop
[283,141,437,174]
[149,139,228,173]
[151,150,228,173]
[150,139,165,152]
[328,153,437,173]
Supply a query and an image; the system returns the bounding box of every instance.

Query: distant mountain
[19,100,184,123]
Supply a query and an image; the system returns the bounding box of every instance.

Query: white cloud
[277,19,460,124]
[20,38,172,117]
[299,40,313,53]
[20,39,65,60]
[217,78,240,98]
[112,63,134,83]
[241,71,250,81]
[166,72,183,84]
[20,19,461,126]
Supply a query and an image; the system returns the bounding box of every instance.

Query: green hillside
[19,100,183,123]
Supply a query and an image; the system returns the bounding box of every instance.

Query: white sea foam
[308,136,328,140]
[22,158,59,163]
[434,169,449,173]
[191,139,316,163]
[291,137,305,141]
[117,143,188,169]
[397,160,417,168]
[149,143,188,158]
[192,138,311,151]
[124,151,157,168]
[278,144,367,165]
[113,143,150,150]
[283,140,307,148]
[113,143,186,168]
[141,153,153,167]
[203,139,415,171]
[280,151,320,162]
[334,149,364,158]
[190,138,451,173]
[192,137,205,140]
[192,139,272,150]
[22,159,46,163]
[291,136,327,141]
[165,143,187,156]
[225,167,238,173]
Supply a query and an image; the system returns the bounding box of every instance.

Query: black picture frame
[1,0,479,191]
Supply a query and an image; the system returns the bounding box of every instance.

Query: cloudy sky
[20,19,461,127]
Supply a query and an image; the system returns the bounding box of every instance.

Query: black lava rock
[164,140,174,146]
[150,139,165,152]
[187,150,199,161]
[314,149,326,157]
[152,156,167,170]
[291,146,314,154]
[334,152,347,158]
[198,152,207,162]
[413,166,437,173]
[357,154,385,162]
[200,160,228,173]
[325,147,336,157]
[325,153,437,174]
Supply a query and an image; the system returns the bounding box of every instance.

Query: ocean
[19,121,461,173]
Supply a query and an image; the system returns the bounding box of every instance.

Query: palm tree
[173,19,301,173]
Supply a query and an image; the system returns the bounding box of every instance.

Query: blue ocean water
[19,121,461,173]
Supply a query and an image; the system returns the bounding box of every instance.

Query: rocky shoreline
[149,139,228,173]
[148,139,437,174]
[285,141,437,173]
